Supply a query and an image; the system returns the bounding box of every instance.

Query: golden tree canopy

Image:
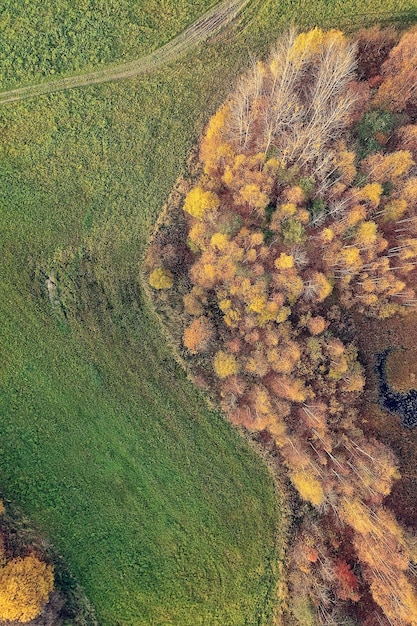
[183,187,220,219]
[213,351,239,378]
[0,555,54,623]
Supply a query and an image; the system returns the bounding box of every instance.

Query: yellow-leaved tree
[0,554,54,623]
[183,187,220,219]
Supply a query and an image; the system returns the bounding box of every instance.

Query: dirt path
[0,0,252,105]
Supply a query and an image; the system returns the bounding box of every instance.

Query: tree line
[148,25,417,626]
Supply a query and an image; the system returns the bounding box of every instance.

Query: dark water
[376,350,417,429]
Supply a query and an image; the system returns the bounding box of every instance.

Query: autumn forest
[147,26,417,626]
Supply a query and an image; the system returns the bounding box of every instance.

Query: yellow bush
[239,184,269,210]
[279,203,297,217]
[200,103,233,174]
[311,272,333,302]
[339,247,362,268]
[355,220,378,246]
[149,267,174,289]
[213,351,239,378]
[183,186,220,219]
[189,222,208,250]
[356,183,383,206]
[383,199,407,222]
[248,295,267,314]
[289,27,325,63]
[224,309,241,327]
[275,252,294,270]
[210,232,229,250]
[290,470,324,506]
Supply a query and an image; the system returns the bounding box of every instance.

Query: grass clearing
[0,62,284,623]
[0,0,219,90]
[0,278,281,625]
[1,0,417,624]
[0,0,252,104]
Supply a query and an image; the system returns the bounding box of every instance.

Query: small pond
[376,350,417,429]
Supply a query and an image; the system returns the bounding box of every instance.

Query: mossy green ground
[0,0,416,624]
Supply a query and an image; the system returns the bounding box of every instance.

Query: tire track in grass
[0,0,252,105]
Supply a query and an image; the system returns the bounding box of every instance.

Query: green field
[1,0,416,624]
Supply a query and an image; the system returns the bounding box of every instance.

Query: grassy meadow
[1,0,417,624]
